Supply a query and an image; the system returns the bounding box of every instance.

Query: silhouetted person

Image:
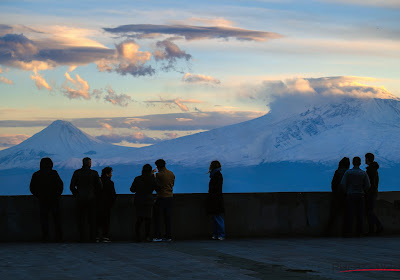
[324,157,350,236]
[365,153,383,235]
[70,157,102,242]
[96,167,116,242]
[341,157,370,237]
[207,160,225,240]
[130,164,157,242]
[153,159,175,242]
[30,157,63,242]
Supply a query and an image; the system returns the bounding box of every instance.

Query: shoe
[152,238,163,242]
[102,237,111,243]
[211,235,217,240]
[162,238,172,242]
[217,236,225,241]
[95,237,101,243]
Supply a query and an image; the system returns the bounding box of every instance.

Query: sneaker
[102,237,111,243]
[211,235,217,240]
[152,238,163,242]
[162,238,172,242]
[217,236,225,241]
[95,237,101,243]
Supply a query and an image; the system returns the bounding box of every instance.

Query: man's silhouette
[70,157,102,242]
[30,157,63,242]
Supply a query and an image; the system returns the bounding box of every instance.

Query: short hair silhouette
[353,157,361,167]
[338,157,350,169]
[142,164,152,175]
[209,160,222,171]
[82,157,91,167]
[40,157,53,170]
[365,152,375,162]
[101,166,113,177]
[155,159,166,169]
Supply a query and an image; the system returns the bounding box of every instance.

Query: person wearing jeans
[207,160,225,240]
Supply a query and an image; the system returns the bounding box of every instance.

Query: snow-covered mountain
[125,96,400,166]
[0,120,132,169]
[1,96,400,170]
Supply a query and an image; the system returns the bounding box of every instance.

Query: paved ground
[0,237,399,280]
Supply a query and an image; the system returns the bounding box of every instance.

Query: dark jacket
[340,167,371,195]
[207,169,224,214]
[30,168,63,204]
[70,167,102,200]
[130,174,157,217]
[331,167,348,194]
[99,176,116,207]
[366,162,379,194]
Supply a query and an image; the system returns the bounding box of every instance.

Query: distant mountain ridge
[1,96,400,170]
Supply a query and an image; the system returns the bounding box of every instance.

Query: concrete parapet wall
[1,192,400,241]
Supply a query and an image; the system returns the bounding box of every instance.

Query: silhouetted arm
[54,171,63,196]
[29,173,39,198]
[363,173,371,193]
[340,172,347,193]
[130,177,138,193]
[70,171,78,196]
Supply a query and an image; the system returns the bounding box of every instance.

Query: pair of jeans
[154,197,173,239]
[96,206,112,238]
[366,193,383,233]
[39,201,62,241]
[345,194,365,236]
[212,214,225,238]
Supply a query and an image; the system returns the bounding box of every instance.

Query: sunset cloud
[104,85,132,107]
[182,73,221,85]
[97,132,159,144]
[171,17,235,27]
[153,39,192,71]
[0,134,30,148]
[145,98,205,112]
[30,73,52,91]
[96,40,154,77]
[62,72,90,99]
[104,24,283,42]
[100,122,113,131]
[0,76,13,85]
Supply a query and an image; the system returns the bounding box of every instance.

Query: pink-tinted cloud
[164,132,179,139]
[182,73,221,84]
[62,72,90,99]
[97,40,154,77]
[0,134,30,148]
[96,132,159,144]
[100,122,113,131]
[0,76,13,85]
[154,39,191,70]
[104,85,132,107]
[145,98,205,112]
[30,73,52,91]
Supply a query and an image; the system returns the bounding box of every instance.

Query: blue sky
[0,0,399,148]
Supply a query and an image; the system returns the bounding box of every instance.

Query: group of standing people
[30,157,226,242]
[326,153,383,237]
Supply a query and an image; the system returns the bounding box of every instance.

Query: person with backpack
[30,157,64,242]
[70,157,102,242]
[365,153,384,235]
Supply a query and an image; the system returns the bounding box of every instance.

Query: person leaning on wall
[30,157,64,242]
[70,157,102,242]
[130,164,157,242]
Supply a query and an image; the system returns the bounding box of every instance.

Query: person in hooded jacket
[70,157,102,242]
[96,166,116,242]
[324,157,350,236]
[365,153,384,235]
[130,164,157,242]
[207,160,225,240]
[30,157,63,242]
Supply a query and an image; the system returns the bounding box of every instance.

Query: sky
[0,0,399,149]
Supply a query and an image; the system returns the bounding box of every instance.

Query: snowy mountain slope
[0,120,133,169]
[122,97,400,166]
[1,96,400,170]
